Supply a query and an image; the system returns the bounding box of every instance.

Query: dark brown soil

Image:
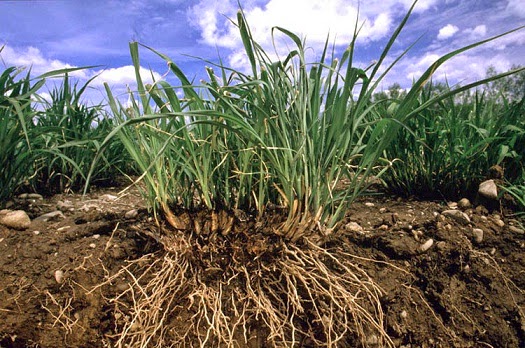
[0,186,523,347]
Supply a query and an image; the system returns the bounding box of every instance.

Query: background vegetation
[1,54,523,213]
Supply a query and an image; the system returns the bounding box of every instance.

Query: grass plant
[0,66,43,203]
[87,1,525,346]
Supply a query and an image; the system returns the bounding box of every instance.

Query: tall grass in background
[0,66,43,203]
[33,74,128,194]
[380,84,525,200]
[0,53,128,203]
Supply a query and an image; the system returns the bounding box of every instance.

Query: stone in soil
[441,209,470,225]
[0,209,31,230]
[479,179,498,200]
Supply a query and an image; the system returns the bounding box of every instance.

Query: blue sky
[1,0,524,105]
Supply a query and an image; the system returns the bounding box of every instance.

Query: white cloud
[463,25,486,40]
[0,44,165,106]
[437,24,459,40]
[506,0,525,18]
[93,66,163,86]
[189,0,401,71]
[405,53,440,81]
[0,45,88,78]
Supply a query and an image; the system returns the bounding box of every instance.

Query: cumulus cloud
[506,0,525,18]
[463,25,486,40]
[0,45,88,78]
[437,24,459,40]
[0,44,165,105]
[92,66,163,87]
[189,0,401,71]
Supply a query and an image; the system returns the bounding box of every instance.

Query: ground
[0,184,523,348]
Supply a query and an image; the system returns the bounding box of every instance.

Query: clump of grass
[380,84,525,200]
[0,54,128,203]
[0,66,42,203]
[89,1,524,346]
[32,74,127,194]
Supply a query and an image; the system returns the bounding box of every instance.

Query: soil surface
[0,184,524,348]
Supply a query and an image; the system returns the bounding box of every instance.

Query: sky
[1,0,524,105]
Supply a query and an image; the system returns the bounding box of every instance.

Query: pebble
[125,209,139,219]
[365,202,375,207]
[57,200,74,212]
[18,193,43,200]
[100,194,118,201]
[54,270,64,284]
[493,219,505,227]
[345,221,364,233]
[441,209,470,225]
[419,238,434,252]
[479,179,498,200]
[472,228,484,244]
[475,205,489,215]
[509,226,524,235]
[457,198,472,209]
[34,210,65,222]
[0,210,31,230]
[448,202,458,209]
[89,243,96,248]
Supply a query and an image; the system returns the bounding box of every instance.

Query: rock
[509,226,524,235]
[57,200,74,212]
[344,221,364,233]
[54,270,64,284]
[18,193,43,200]
[493,218,505,227]
[365,202,375,207]
[27,193,43,200]
[441,209,470,225]
[475,205,489,215]
[447,202,458,209]
[472,228,484,244]
[125,209,139,219]
[457,198,472,209]
[34,210,65,222]
[0,210,31,230]
[479,180,498,200]
[100,194,118,201]
[419,238,434,253]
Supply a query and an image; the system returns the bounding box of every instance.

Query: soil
[0,184,524,348]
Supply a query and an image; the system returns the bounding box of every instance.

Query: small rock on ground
[457,198,472,209]
[0,210,31,230]
[34,210,66,222]
[472,228,484,244]
[479,180,498,200]
[441,210,470,225]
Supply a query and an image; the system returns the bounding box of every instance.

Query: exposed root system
[101,228,394,347]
